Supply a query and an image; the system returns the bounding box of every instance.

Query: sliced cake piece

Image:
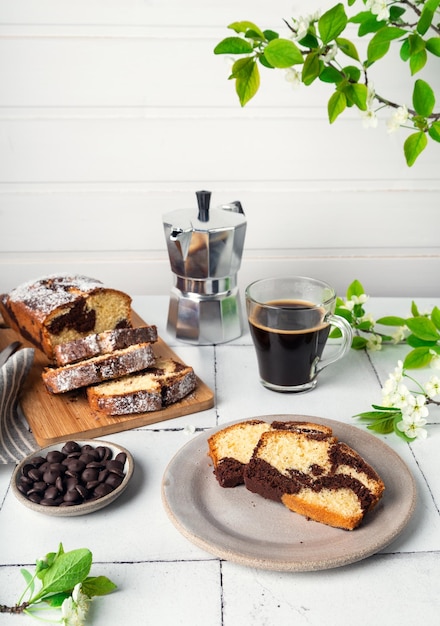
[53,325,158,365]
[86,358,197,415]
[207,419,334,488]
[244,429,385,530]
[42,343,156,394]
[208,420,272,488]
[0,274,132,359]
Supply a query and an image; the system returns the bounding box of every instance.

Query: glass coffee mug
[245,276,353,392]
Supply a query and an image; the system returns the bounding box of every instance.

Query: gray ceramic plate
[12,439,134,516]
[161,414,416,571]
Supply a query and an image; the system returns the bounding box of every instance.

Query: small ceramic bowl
[12,439,134,517]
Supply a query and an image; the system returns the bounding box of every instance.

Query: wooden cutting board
[0,312,214,446]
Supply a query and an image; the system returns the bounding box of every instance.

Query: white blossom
[361,84,378,128]
[361,108,378,128]
[425,375,440,399]
[290,11,320,41]
[320,43,337,62]
[397,413,428,439]
[366,0,390,21]
[291,16,310,41]
[387,105,409,133]
[61,584,90,626]
[284,67,301,88]
[352,293,368,305]
[367,334,382,351]
[429,351,440,370]
[391,325,407,344]
[403,394,429,421]
[359,312,375,326]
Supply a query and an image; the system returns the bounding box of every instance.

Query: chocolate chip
[17,441,127,509]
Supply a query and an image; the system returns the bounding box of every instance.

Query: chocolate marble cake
[0,274,132,359]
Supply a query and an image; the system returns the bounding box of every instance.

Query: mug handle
[316,314,353,374]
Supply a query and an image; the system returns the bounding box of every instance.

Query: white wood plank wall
[1,0,439,298]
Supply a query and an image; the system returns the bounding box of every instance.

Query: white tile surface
[0,296,439,625]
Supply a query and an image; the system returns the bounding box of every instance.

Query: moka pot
[163,190,246,344]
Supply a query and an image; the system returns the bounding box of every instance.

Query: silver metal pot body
[163,204,246,344]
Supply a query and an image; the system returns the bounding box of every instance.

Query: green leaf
[408,32,427,55]
[389,5,406,20]
[404,131,428,166]
[334,306,353,323]
[403,346,433,369]
[400,38,411,61]
[411,301,420,317]
[319,65,344,83]
[417,0,440,36]
[259,54,274,69]
[352,336,368,349]
[43,592,71,607]
[228,21,265,39]
[263,29,279,42]
[356,321,373,331]
[426,37,440,56]
[347,279,365,299]
[264,38,304,68]
[82,576,118,598]
[319,3,348,44]
[431,306,440,330]
[342,65,361,82]
[367,27,407,64]
[34,549,92,601]
[336,37,360,60]
[343,82,368,110]
[231,57,260,106]
[302,51,321,85]
[354,410,391,420]
[406,316,440,341]
[213,37,254,55]
[406,334,437,348]
[410,48,427,75]
[428,121,440,142]
[367,418,396,434]
[413,79,436,116]
[376,316,407,326]
[328,89,347,122]
[20,568,35,595]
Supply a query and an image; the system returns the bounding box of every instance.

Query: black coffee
[248,299,330,388]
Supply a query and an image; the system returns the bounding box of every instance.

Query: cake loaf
[86,358,197,415]
[244,429,385,530]
[53,325,158,366]
[0,274,132,359]
[208,419,333,488]
[42,343,155,394]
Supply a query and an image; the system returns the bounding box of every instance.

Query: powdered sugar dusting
[7,274,106,317]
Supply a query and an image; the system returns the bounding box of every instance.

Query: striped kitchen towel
[0,347,38,463]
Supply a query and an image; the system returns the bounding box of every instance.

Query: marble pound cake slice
[42,343,156,394]
[86,358,197,415]
[244,429,385,530]
[0,274,132,359]
[207,419,334,488]
[53,325,158,365]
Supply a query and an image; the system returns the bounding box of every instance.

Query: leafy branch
[333,279,440,440]
[0,543,116,624]
[334,278,440,370]
[213,0,440,165]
